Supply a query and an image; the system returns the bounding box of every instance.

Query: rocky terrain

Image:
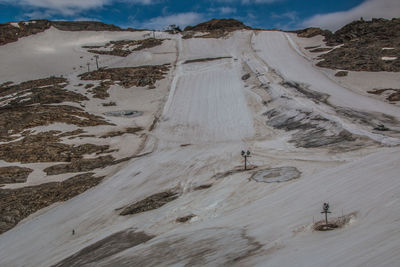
[0,166,33,185]
[183,18,251,38]
[79,65,170,90]
[298,18,400,71]
[85,38,164,57]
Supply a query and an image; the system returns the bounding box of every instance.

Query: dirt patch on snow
[314,212,357,231]
[251,167,301,183]
[0,172,103,234]
[265,107,373,150]
[212,166,257,180]
[281,81,329,104]
[100,127,143,138]
[0,166,33,184]
[53,229,154,267]
[176,214,196,223]
[103,110,143,118]
[119,190,179,216]
[193,183,213,190]
[335,107,399,133]
[183,57,231,64]
[93,228,263,266]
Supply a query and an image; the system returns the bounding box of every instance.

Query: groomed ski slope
[0,29,400,266]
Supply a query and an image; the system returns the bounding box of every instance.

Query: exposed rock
[103,110,143,118]
[44,153,146,175]
[335,71,348,77]
[0,105,111,141]
[52,229,154,267]
[90,80,113,99]
[0,166,33,184]
[51,21,128,32]
[0,76,67,97]
[86,38,164,57]
[294,27,332,38]
[100,127,143,138]
[102,101,116,106]
[241,73,251,80]
[120,190,179,216]
[0,173,104,234]
[281,81,329,104]
[185,19,251,32]
[317,18,400,72]
[176,214,196,223]
[44,155,115,175]
[0,77,87,108]
[0,20,51,46]
[0,131,109,163]
[367,88,400,102]
[193,184,213,190]
[184,19,251,39]
[79,65,169,89]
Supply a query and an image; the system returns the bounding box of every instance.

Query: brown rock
[0,166,33,184]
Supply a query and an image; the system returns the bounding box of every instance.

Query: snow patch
[381,57,397,61]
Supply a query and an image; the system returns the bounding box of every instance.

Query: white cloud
[208,6,237,15]
[140,12,204,30]
[0,0,156,17]
[303,0,400,31]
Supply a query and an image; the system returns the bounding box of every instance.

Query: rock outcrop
[317,18,400,72]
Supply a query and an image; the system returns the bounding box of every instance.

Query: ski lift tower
[241,150,251,170]
[94,55,99,70]
[321,202,331,225]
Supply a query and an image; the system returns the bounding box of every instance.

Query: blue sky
[0,0,398,31]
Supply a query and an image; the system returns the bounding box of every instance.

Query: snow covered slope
[0,27,399,266]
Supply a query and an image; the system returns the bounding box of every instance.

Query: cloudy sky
[0,0,398,31]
